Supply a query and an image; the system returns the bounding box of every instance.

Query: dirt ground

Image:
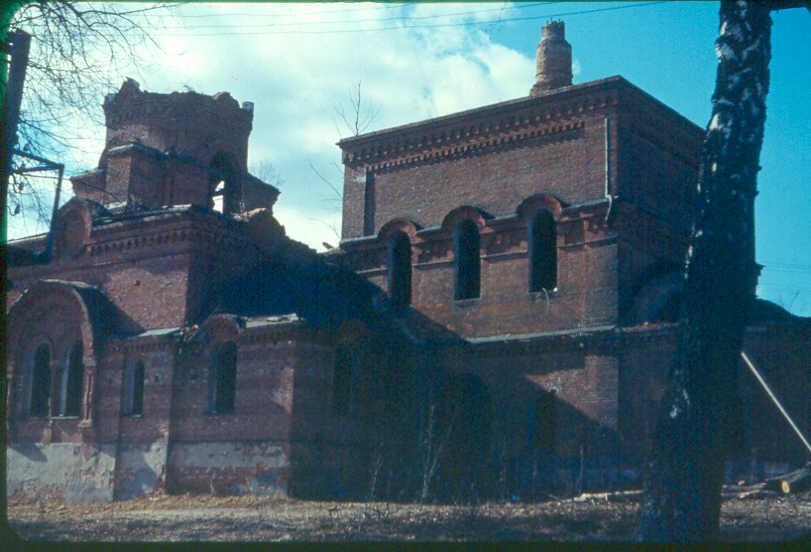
[6,491,811,542]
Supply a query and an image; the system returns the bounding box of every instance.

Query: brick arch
[7,281,101,421]
[625,271,684,326]
[516,193,565,221]
[199,313,243,345]
[440,205,491,233]
[52,197,92,260]
[377,217,420,242]
[8,280,98,367]
[197,315,243,416]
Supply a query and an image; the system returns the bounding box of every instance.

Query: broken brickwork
[7,22,810,504]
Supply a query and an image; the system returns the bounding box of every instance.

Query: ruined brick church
[7,23,810,503]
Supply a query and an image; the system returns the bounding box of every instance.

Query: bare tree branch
[5,2,173,228]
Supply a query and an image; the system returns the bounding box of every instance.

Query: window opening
[387,231,412,307]
[533,389,557,451]
[133,362,145,415]
[332,347,352,417]
[60,341,83,416]
[529,210,557,292]
[454,220,480,300]
[208,153,240,215]
[434,373,493,501]
[209,342,237,414]
[211,179,226,213]
[123,361,145,416]
[30,344,51,418]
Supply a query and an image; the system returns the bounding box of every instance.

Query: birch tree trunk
[636,0,773,541]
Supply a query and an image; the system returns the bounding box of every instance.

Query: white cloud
[10,3,537,249]
[273,204,341,251]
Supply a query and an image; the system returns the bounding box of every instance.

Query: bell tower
[71,79,276,215]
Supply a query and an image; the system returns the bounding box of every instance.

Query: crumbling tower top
[71,79,278,215]
[101,78,254,166]
[530,21,573,96]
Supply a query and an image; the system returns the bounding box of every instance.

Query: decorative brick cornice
[108,337,173,355]
[88,220,253,259]
[338,76,707,177]
[345,121,585,173]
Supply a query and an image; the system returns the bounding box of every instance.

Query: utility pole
[4,29,30,169]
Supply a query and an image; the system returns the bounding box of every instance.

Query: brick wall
[103,79,253,175]
[343,201,619,339]
[339,78,703,340]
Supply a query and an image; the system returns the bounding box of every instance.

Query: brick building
[6,22,810,503]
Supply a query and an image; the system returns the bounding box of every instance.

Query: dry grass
[7,491,811,542]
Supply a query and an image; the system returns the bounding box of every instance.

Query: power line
[159,3,549,30]
[164,2,666,37]
[168,1,413,19]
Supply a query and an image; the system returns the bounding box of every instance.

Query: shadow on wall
[7,442,48,462]
[287,333,626,504]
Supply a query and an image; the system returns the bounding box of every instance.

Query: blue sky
[8,2,810,315]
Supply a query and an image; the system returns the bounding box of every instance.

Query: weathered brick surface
[7,69,808,504]
[339,78,701,341]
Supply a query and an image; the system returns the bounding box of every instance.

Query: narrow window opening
[211,179,226,213]
[332,347,352,417]
[388,231,412,307]
[62,341,84,417]
[529,210,557,292]
[533,389,557,451]
[30,344,51,418]
[209,342,237,414]
[122,361,144,416]
[208,153,240,216]
[362,170,376,236]
[454,220,480,300]
[133,362,144,415]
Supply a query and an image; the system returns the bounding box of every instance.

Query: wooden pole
[740,351,811,455]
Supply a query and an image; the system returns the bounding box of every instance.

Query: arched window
[123,361,144,416]
[209,342,237,414]
[529,210,557,292]
[387,231,412,307]
[59,341,84,417]
[208,153,240,215]
[29,344,51,418]
[454,220,480,300]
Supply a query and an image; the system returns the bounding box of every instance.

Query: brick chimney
[530,21,572,96]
